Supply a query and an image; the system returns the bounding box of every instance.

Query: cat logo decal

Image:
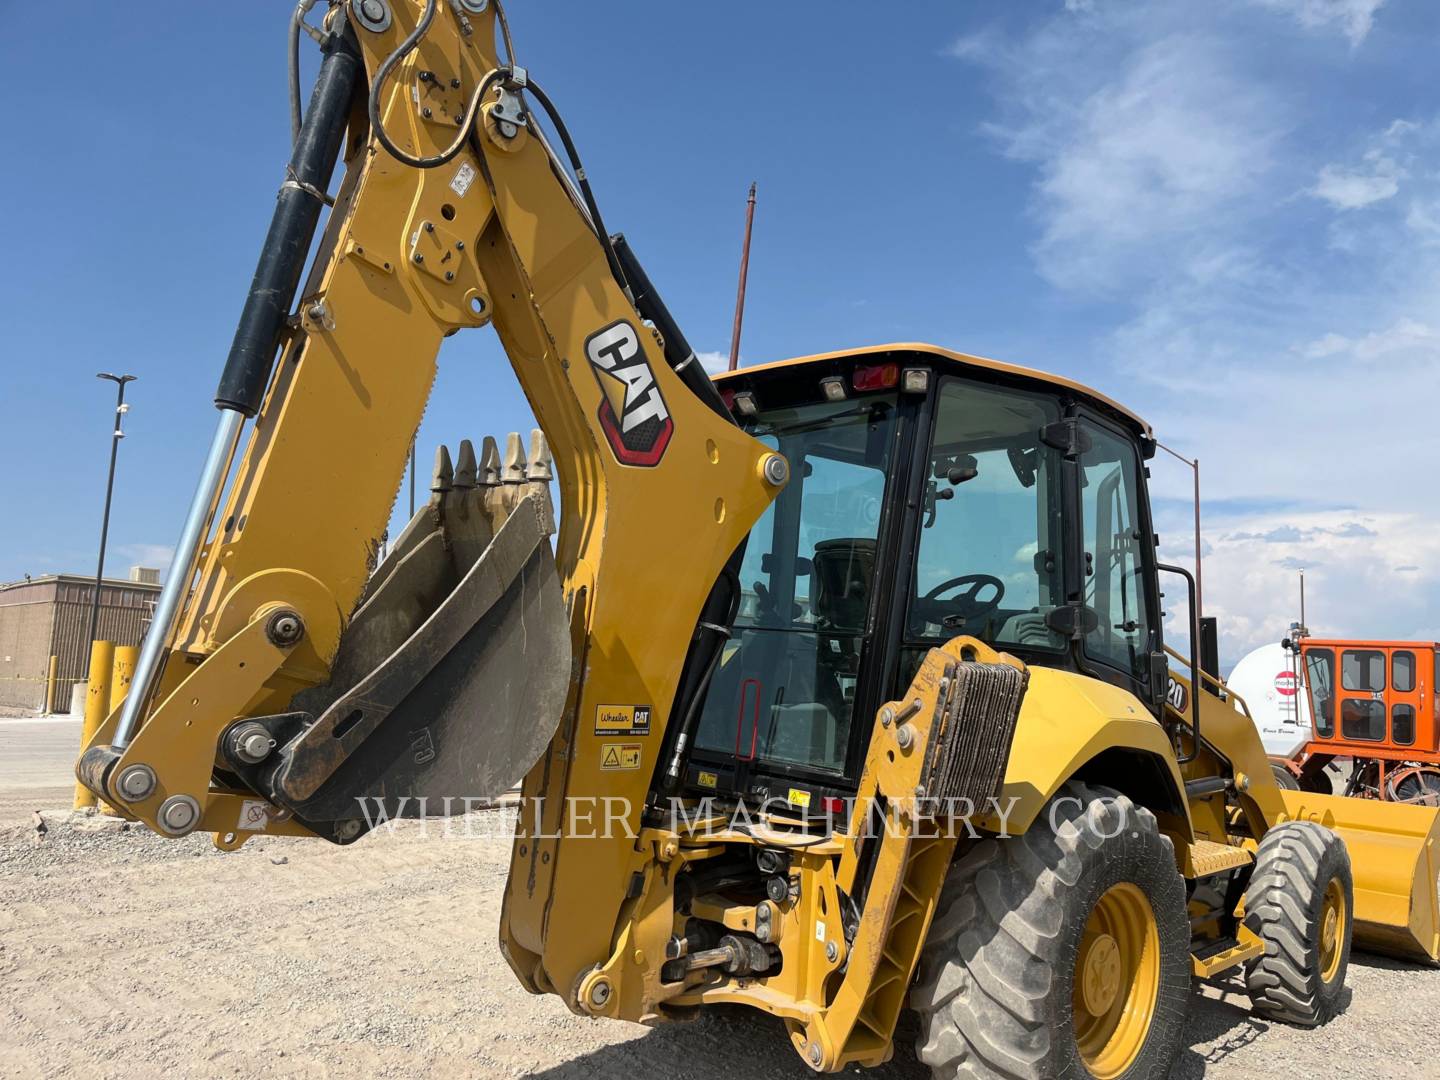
[585,320,673,466]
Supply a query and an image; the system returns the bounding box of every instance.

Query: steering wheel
[920,574,1005,627]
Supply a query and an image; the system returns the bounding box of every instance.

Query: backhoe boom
[78,0,782,993]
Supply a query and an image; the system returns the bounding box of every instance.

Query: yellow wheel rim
[1073,883,1160,1079]
[1319,877,1346,983]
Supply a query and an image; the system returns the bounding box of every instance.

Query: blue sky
[2,0,1437,666]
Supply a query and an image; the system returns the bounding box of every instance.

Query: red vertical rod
[728,182,757,372]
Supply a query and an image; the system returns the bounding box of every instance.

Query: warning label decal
[600,743,643,771]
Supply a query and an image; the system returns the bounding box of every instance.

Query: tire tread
[1242,820,1352,1027]
[910,782,1189,1079]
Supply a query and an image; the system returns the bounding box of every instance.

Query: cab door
[1387,647,1422,752]
[1336,647,1387,745]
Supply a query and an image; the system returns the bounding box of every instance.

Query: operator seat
[810,538,875,634]
[999,608,1060,647]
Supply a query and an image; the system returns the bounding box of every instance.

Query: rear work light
[901,367,929,394]
[820,376,847,402]
[853,362,899,392]
[731,390,758,417]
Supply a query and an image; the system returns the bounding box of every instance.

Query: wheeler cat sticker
[595,704,652,736]
[585,320,673,466]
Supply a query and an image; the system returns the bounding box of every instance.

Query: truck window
[1306,648,1335,738]
[1341,650,1385,692]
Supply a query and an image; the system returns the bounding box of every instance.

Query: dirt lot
[2,722,1437,1079]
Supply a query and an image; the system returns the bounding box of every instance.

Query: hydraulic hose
[288,0,322,145]
[367,0,506,170]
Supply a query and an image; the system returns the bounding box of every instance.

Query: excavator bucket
[1275,788,1440,964]
[257,432,571,829]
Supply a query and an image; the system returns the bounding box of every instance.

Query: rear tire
[911,782,1190,1079]
[1242,821,1352,1026]
[1269,763,1300,791]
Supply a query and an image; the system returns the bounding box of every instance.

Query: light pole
[84,373,137,676]
[1156,443,1202,621]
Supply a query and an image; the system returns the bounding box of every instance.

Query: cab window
[1342,650,1385,692]
[1306,648,1335,738]
[1080,423,1153,680]
[1393,704,1416,746]
[1393,651,1415,693]
[693,395,897,776]
[1342,700,1386,741]
[907,379,1064,653]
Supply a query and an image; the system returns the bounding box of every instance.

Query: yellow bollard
[94,645,142,816]
[74,641,115,810]
[45,654,59,714]
[109,645,139,714]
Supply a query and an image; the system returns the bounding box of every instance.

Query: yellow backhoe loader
[77,2,1440,1076]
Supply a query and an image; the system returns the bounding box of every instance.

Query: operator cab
[681,346,1163,812]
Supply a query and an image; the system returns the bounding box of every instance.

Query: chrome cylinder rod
[112,408,245,748]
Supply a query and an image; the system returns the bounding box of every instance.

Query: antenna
[1299,567,1307,636]
[728,182,758,371]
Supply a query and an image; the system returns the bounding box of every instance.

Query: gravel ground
[2,780,1438,1079]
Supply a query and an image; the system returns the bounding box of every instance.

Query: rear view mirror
[1008,446,1037,488]
[947,454,978,486]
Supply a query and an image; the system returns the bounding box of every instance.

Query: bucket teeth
[431,444,454,493]
[454,439,477,489]
[502,432,527,484]
[479,436,501,486]
[526,429,553,481]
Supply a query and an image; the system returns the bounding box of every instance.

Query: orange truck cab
[1289,638,1440,803]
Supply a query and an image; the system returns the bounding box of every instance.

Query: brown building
[0,569,161,714]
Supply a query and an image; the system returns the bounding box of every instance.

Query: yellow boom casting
[78,3,1440,1077]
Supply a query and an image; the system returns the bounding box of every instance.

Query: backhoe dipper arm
[77,0,781,967]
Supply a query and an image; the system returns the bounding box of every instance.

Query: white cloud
[1407,198,1440,242]
[115,543,173,576]
[1312,159,1402,209]
[952,17,1281,294]
[1249,0,1387,46]
[1300,317,1439,361]
[696,350,731,375]
[1310,120,1418,210]
[949,2,1440,665]
[1157,506,1440,664]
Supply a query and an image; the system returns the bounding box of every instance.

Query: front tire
[911,783,1191,1079]
[1243,821,1352,1026]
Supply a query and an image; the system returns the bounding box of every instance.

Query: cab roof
[1302,639,1440,650]
[712,342,1152,436]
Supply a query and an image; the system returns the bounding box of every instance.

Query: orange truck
[1269,637,1440,803]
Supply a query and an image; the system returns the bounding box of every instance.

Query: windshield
[693,395,898,776]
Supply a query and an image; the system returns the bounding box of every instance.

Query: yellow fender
[982,668,1192,845]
